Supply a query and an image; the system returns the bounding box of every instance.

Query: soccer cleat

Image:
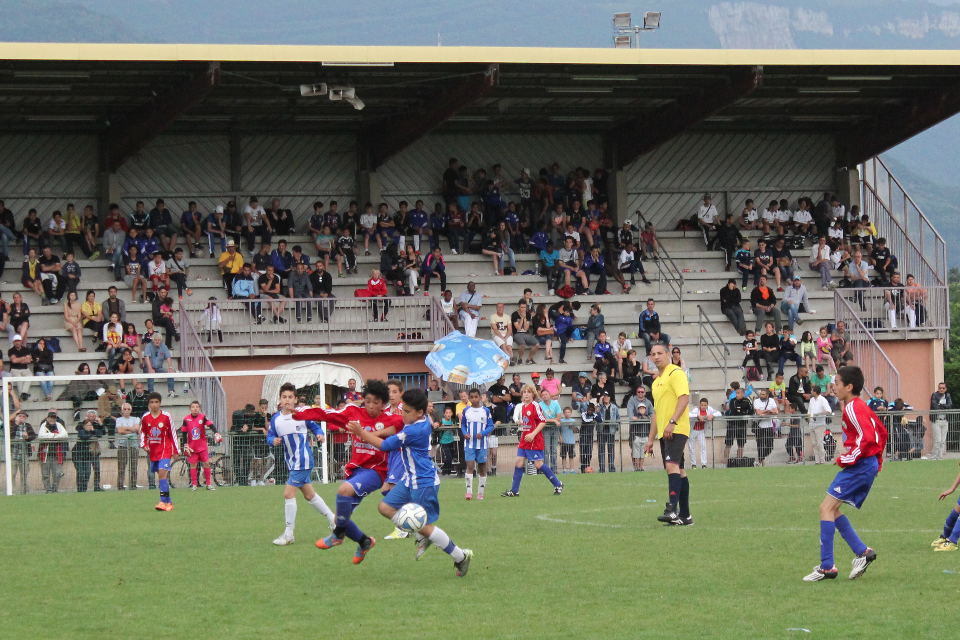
[554,482,563,495]
[802,565,839,582]
[932,536,949,547]
[671,515,694,526]
[935,541,959,552]
[385,527,409,540]
[154,502,166,511]
[415,535,433,561]
[500,490,519,497]
[352,537,375,564]
[849,548,877,580]
[273,533,295,546]
[207,485,216,491]
[455,549,473,577]
[585,466,594,474]
[191,485,197,491]
[477,494,484,500]
[657,506,682,525]
[316,535,344,549]
[161,502,174,511]
[465,492,472,500]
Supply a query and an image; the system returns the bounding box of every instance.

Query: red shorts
[187,448,210,464]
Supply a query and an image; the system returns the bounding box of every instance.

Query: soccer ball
[394,503,428,532]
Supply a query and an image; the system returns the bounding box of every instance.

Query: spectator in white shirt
[760,200,780,236]
[808,236,835,289]
[793,198,814,236]
[458,281,482,337]
[829,195,845,222]
[697,194,718,249]
[776,199,793,234]
[687,398,722,469]
[780,276,809,331]
[753,389,779,466]
[739,199,758,231]
[807,385,832,464]
[243,196,272,254]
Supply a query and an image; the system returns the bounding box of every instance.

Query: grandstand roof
[2,44,960,168]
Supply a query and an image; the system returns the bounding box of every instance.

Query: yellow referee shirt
[651,364,691,438]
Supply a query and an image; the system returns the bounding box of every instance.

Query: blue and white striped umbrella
[425,331,510,386]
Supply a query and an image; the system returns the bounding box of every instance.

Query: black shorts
[560,443,576,458]
[251,442,270,459]
[724,420,748,447]
[659,434,688,469]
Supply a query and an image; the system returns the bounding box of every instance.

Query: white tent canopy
[260,360,363,405]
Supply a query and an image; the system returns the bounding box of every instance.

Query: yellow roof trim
[1,43,960,65]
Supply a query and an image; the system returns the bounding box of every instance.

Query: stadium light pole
[613,11,661,48]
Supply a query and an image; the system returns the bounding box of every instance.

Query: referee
[644,342,693,525]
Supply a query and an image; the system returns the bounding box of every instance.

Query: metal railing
[861,157,947,288]
[633,209,685,323]
[832,285,948,342]
[697,304,731,393]
[181,294,453,356]
[832,293,901,400]
[178,305,228,434]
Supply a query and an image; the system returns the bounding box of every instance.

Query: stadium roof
[2,43,959,170]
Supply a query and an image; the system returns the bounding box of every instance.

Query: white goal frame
[2,369,332,496]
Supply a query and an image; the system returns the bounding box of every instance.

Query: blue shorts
[386,451,404,485]
[464,447,488,464]
[345,467,384,508]
[149,458,171,473]
[382,482,441,525]
[517,448,544,461]
[287,468,312,488]
[827,456,879,509]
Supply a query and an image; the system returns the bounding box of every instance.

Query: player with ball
[346,388,473,577]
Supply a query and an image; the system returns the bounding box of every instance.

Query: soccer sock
[284,497,297,535]
[948,515,960,545]
[478,475,486,497]
[428,526,466,563]
[334,494,356,537]
[159,478,170,504]
[540,464,561,488]
[465,474,473,494]
[667,473,681,511]
[820,520,836,569]
[413,234,420,251]
[835,515,867,556]
[511,466,524,493]
[190,468,198,487]
[308,494,336,528]
[679,476,690,518]
[944,509,959,538]
[343,521,365,543]
[203,467,211,486]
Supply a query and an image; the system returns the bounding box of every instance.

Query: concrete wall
[212,352,428,414]
[879,337,944,453]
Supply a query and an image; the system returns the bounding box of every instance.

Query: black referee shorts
[659,434,688,469]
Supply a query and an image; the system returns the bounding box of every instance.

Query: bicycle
[170,436,232,488]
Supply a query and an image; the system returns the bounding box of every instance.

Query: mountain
[0,0,148,43]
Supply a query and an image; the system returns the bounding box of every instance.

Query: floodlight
[300,83,327,97]
[345,96,365,111]
[614,35,632,49]
[613,12,632,29]
[644,12,661,28]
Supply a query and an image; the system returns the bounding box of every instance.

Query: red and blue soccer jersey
[181,412,216,451]
[519,402,546,451]
[140,411,180,461]
[293,405,403,481]
[837,397,888,470]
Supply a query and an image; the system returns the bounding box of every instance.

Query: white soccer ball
[395,503,428,532]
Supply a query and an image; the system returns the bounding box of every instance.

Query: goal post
[1,369,336,496]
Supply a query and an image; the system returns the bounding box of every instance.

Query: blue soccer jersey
[266,412,323,471]
[461,405,495,451]
[381,418,439,490]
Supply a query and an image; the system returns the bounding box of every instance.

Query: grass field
[3,461,960,639]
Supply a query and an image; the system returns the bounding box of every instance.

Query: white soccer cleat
[385,527,409,540]
[206,485,216,491]
[849,548,877,580]
[802,565,838,582]
[273,533,295,546]
[415,535,433,561]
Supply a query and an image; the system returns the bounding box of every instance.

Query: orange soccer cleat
[155,502,165,511]
[352,537,375,564]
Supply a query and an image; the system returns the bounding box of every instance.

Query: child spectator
[579,401,600,473]
[559,407,579,474]
[735,239,753,290]
[62,252,81,298]
[799,330,816,370]
[439,405,457,475]
[360,202,378,256]
[334,226,357,276]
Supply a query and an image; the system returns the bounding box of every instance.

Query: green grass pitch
[2,461,959,639]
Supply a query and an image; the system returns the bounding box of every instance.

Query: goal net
[0,367,351,496]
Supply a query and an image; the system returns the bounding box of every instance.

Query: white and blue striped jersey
[266,412,323,472]
[460,405,495,451]
[381,418,439,490]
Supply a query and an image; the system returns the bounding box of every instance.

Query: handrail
[696,304,730,393]
[632,209,685,324]
[833,292,901,399]
[861,157,946,288]
[429,294,456,339]
[178,305,228,433]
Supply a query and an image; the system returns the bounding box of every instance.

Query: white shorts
[492,335,513,348]
[485,435,499,449]
[632,436,648,459]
